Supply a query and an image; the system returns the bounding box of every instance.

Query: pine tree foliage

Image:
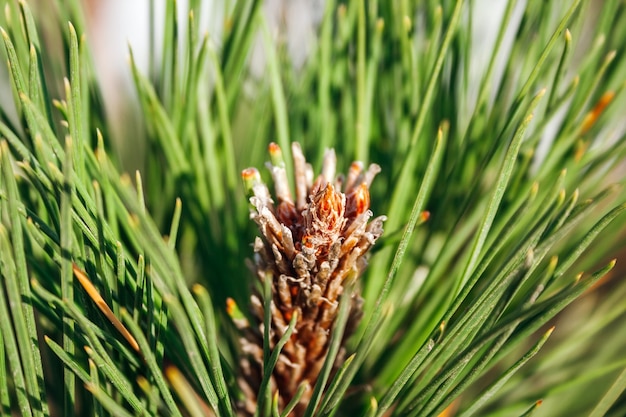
[0,0,626,416]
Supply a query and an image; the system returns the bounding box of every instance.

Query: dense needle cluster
[235,143,385,415]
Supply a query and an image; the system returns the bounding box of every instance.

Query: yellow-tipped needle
[72,263,140,353]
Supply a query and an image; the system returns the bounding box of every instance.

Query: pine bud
[237,143,386,415]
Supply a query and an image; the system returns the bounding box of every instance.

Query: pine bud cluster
[237,143,385,414]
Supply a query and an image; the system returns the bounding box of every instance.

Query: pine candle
[237,142,386,414]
